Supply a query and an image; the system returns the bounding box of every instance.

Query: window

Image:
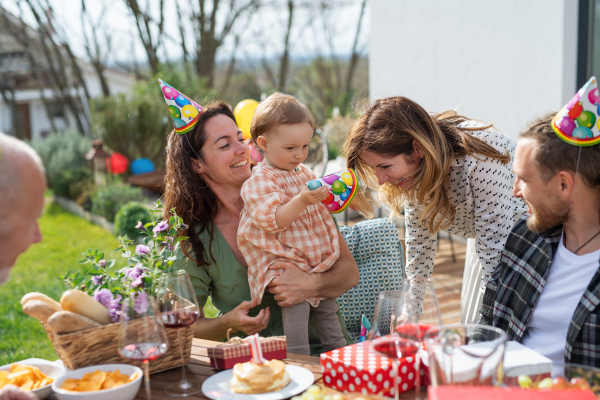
[578,0,600,87]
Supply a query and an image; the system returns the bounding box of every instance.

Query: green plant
[114,201,152,240]
[90,183,144,222]
[52,167,92,200]
[60,201,189,322]
[29,130,91,184]
[323,115,357,160]
[90,67,216,169]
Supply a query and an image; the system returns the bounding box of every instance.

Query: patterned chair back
[339,218,405,343]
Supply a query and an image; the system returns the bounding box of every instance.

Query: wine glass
[368,289,420,400]
[119,294,169,400]
[403,279,443,398]
[157,270,201,396]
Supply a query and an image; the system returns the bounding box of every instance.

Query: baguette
[60,289,111,325]
[20,292,62,310]
[22,300,59,324]
[46,311,102,333]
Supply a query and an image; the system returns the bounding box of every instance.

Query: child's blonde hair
[250,92,314,143]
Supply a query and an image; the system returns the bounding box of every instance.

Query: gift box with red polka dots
[319,339,429,396]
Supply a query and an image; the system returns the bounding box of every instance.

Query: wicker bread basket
[43,322,194,374]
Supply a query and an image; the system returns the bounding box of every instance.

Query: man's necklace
[575,229,600,254]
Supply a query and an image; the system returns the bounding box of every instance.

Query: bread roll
[46,311,102,333]
[20,292,62,310]
[60,289,111,325]
[22,300,59,324]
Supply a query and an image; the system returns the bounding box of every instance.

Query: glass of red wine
[157,270,201,397]
[118,294,168,400]
[368,288,420,400]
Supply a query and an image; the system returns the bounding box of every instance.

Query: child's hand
[297,185,329,206]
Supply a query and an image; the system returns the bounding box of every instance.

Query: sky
[2,0,370,69]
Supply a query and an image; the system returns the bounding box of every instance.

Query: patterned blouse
[238,162,340,307]
[405,121,526,306]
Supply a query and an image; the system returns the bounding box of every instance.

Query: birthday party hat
[307,169,359,213]
[552,76,600,146]
[158,79,204,134]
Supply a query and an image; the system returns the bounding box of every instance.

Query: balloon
[589,88,600,106]
[572,126,593,139]
[110,153,129,175]
[331,180,347,195]
[130,158,155,175]
[234,99,259,139]
[577,111,595,128]
[341,171,353,186]
[568,102,583,120]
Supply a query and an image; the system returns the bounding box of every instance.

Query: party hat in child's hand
[552,76,600,146]
[307,169,359,213]
[158,79,204,134]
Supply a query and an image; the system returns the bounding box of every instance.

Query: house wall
[369,0,579,142]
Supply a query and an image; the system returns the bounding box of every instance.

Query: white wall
[370,0,579,142]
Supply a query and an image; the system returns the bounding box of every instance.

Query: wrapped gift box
[320,338,429,396]
[208,336,287,369]
[428,386,596,400]
[503,341,552,386]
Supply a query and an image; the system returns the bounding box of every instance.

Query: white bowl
[51,364,143,400]
[0,358,66,400]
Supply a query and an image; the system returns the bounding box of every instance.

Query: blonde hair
[250,92,314,142]
[343,97,510,233]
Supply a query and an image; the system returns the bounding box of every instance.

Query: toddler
[237,93,347,354]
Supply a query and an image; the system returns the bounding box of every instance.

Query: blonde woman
[343,97,526,323]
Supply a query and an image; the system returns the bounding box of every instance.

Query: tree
[191,0,261,88]
[123,0,165,76]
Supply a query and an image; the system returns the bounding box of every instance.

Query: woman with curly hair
[343,97,526,323]
[163,101,357,352]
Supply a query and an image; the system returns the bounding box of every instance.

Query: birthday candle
[244,333,267,364]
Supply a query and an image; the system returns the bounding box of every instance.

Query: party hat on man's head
[553,76,600,146]
[158,79,204,134]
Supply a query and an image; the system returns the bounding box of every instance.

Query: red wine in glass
[372,336,419,359]
[120,342,168,361]
[161,310,199,329]
[157,270,202,397]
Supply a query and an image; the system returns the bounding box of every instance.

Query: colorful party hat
[307,169,359,213]
[158,79,204,135]
[552,76,600,146]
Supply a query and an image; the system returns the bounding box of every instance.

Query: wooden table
[134,338,422,399]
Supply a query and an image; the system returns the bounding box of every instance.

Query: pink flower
[153,221,169,237]
[99,260,107,268]
[136,244,150,256]
[134,292,149,314]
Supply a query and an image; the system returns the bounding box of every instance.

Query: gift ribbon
[244,333,267,364]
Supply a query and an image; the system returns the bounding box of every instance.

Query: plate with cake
[202,335,314,400]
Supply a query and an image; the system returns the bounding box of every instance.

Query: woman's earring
[198,176,208,189]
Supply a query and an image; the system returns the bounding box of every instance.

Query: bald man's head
[0,133,46,284]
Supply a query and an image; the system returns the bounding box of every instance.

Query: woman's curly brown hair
[163,101,236,266]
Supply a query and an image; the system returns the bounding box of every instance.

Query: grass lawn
[0,201,218,365]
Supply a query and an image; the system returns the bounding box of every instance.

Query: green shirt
[174,223,353,355]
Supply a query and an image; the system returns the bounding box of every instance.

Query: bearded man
[478,108,600,375]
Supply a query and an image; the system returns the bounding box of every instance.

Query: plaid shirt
[479,216,600,367]
[238,162,340,307]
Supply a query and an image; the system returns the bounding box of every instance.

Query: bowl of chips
[0,358,65,400]
[51,364,143,400]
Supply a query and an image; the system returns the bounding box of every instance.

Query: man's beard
[526,196,570,233]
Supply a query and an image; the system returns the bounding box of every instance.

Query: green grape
[518,375,532,388]
[538,377,553,389]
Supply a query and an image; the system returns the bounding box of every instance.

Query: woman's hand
[267,261,317,307]
[225,301,271,335]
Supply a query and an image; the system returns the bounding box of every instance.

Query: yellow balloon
[234,99,259,139]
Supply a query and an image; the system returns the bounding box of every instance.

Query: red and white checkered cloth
[238,163,340,307]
